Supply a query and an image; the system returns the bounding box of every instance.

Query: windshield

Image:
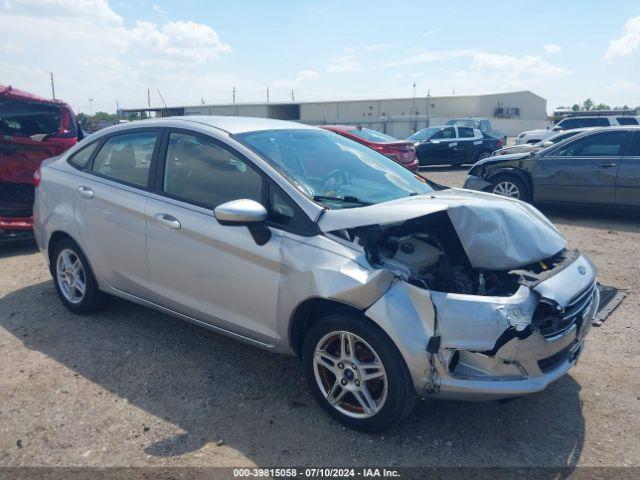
[236,129,434,208]
[348,127,396,142]
[407,127,440,141]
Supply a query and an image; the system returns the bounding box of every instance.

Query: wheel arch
[47,231,99,284]
[487,167,533,196]
[289,297,365,357]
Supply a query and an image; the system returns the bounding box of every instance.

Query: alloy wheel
[479,151,492,160]
[492,181,521,199]
[313,331,388,419]
[56,248,87,304]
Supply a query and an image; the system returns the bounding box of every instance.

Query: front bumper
[367,253,598,401]
[432,254,598,400]
[463,174,492,191]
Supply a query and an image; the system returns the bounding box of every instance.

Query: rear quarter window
[617,117,639,125]
[68,141,100,169]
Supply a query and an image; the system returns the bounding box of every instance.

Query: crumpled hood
[318,189,566,270]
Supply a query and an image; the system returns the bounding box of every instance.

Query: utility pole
[291,89,295,102]
[266,86,270,104]
[50,73,56,100]
[426,89,430,127]
[412,82,417,133]
[232,86,236,104]
[157,89,169,117]
[147,89,151,108]
[88,98,93,114]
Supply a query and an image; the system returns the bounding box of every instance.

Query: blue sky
[1,0,639,113]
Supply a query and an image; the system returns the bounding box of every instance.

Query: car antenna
[157,89,169,117]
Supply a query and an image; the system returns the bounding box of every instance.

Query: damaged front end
[321,191,598,400]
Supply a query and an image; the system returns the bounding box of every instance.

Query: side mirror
[541,140,554,147]
[214,199,271,245]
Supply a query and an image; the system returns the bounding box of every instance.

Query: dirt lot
[1,167,639,470]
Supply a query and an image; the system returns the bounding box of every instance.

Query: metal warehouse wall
[298,91,547,123]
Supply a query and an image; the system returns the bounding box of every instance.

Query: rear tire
[490,173,531,202]
[51,238,107,314]
[302,311,416,432]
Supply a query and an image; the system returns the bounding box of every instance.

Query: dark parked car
[320,125,418,171]
[408,125,503,166]
[464,126,640,207]
[0,85,81,241]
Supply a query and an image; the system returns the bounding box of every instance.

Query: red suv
[320,125,419,171]
[0,85,81,241]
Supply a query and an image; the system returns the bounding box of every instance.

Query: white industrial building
[122,90,549,137]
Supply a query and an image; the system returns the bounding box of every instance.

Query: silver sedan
[33,116,598,432]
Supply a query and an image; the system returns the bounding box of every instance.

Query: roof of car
[0,84,72,109]
[180,115,316,134]
[319,125,358,132]
[98,115,316,135]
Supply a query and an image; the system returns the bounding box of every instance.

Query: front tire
[52,238,107,314]
[490,173,531,202]
[302,312,416,432]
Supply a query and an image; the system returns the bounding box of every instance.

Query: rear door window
[91,131,158,187]
[432,127,456,139]
[627,133,640,156]
[457,127,475,138]
[579,118,610,127]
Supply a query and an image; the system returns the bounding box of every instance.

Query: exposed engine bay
[334,211,573,297]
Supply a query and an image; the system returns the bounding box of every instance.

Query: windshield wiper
[313,195,372,206]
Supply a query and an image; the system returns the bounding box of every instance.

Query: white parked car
[516,115,640,145]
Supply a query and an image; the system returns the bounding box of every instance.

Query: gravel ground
[1,167,639,469]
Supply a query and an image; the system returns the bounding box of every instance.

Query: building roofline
[120,90,544,112]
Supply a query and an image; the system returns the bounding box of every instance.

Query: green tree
[571,104,580,111]
[582,98,594,111]
[92,111,117,122]
[594,103,610,110]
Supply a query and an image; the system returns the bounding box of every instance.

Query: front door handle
[77,186,94,199]
[155,213,181,230]
[600,163,617,168]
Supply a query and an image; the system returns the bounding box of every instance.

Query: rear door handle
[77,186,94,199]
[155,213,181,230]
[449,142,458,147]
[600,163,617,168]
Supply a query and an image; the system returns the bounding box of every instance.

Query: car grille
[534,282,597,339]
[537,343,575,373]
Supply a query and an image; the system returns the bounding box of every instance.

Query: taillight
[497,138,504,148]
[59,107,71,135]
[34,166,42,187]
